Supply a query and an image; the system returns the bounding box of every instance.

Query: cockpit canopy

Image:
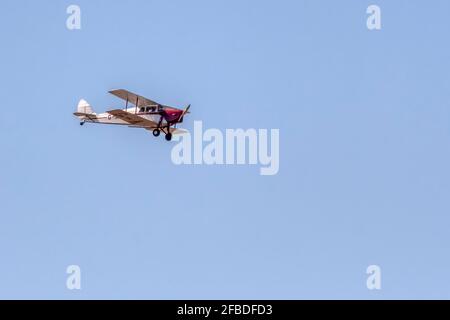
[139,105,159,113]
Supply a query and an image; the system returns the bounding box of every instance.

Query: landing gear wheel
[165,132,172,141]
[152,129,160,137]
[80,121,85,126]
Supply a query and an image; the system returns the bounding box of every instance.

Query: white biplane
[74,89,190,141]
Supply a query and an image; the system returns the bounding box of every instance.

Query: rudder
[77,99,94,115]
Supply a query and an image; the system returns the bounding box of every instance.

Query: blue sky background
[1,0,450,299]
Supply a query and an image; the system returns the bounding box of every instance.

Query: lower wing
[107,109,159,127]
[107,109,189,135]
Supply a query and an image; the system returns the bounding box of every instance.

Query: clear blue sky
[1,0,450,299]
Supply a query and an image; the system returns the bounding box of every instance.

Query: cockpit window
[139,107,145,113]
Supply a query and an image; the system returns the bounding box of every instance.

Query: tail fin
[74,99,96,119]
[77,99,94,114]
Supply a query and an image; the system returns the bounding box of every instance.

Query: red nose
[164,110,183,122]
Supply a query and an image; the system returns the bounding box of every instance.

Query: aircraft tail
[74,99,96,118]
[77,99,94,114]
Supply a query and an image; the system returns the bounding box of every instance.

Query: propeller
[178,104,191,123]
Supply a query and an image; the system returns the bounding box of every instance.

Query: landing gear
[80,121,85,126]
[154,122,173,141]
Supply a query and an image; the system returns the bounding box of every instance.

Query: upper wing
[107,109,159,128]
[109,89,160,108]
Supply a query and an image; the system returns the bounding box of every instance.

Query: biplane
[73,89,190,141]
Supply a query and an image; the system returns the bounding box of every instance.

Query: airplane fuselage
[83,107,183,127]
